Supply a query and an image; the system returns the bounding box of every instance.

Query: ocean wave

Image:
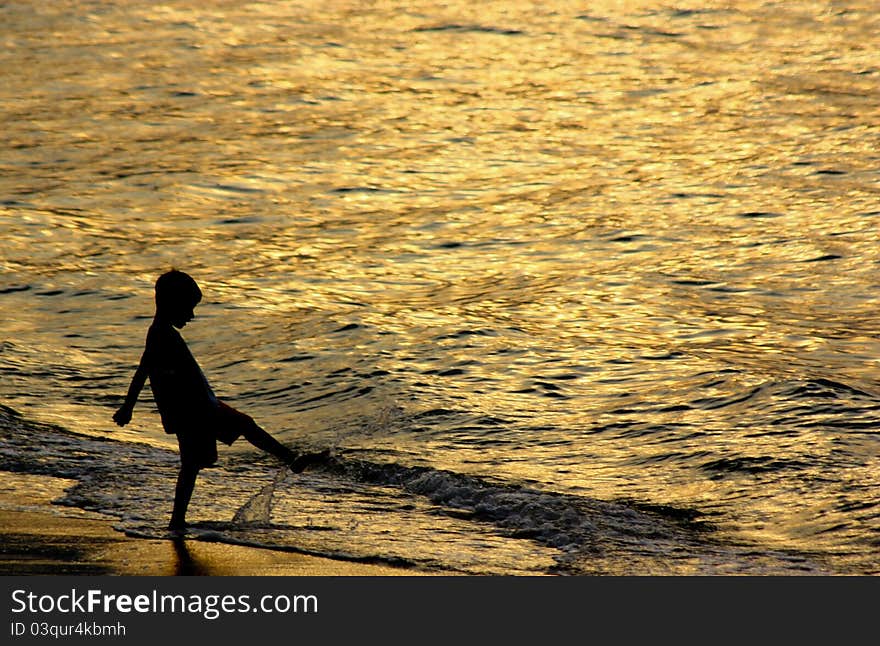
[1,403,838,574]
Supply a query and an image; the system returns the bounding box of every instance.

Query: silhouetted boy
[113,269,323,531]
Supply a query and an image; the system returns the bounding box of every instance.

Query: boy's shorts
[176,401,254,469]
[213,401,253,445]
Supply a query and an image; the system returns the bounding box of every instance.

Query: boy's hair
[155,269,202,311]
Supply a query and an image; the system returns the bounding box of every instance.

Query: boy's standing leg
[169,463,200,531]
[169,427,217,531]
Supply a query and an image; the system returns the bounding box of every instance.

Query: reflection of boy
[113,269,324,531]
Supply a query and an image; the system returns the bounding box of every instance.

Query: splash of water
[231,467,289,526]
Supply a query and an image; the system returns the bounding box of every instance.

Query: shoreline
[0,472,424,576]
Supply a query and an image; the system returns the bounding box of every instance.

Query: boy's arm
[113,358,148,427]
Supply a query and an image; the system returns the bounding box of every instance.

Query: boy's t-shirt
[141,322,218,435]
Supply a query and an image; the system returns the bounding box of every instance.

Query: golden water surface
[1,0,879,573]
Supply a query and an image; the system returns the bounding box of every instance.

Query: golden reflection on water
[1,0,879,570]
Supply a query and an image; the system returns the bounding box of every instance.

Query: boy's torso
[144,323,218,433]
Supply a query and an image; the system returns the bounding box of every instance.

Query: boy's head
[155,270,202,328]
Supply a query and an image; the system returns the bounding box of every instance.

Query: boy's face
[167,300,197,329]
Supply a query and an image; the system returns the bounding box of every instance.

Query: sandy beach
[0,472,419,576]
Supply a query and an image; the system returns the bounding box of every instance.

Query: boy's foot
[287,449,331,474]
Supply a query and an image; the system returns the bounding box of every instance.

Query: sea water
[1,0,878,574]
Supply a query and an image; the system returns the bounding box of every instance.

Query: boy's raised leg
[241,423,296,462]
[241,423,329,473]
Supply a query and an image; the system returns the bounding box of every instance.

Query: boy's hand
[113,405,132,427]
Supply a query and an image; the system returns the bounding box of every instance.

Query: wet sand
[0,473,419,576]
